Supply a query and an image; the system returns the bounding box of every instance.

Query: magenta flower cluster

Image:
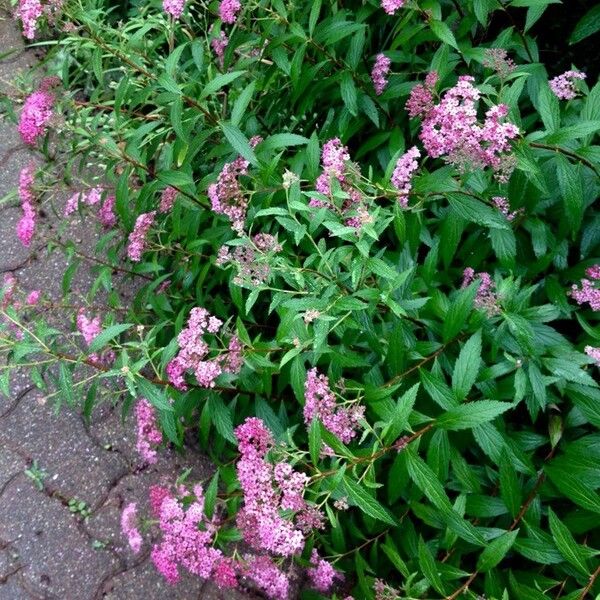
[166,307,243,390]
[413,75,519,181]
[391,146,420,208]
[492,196,519,221]
[135,398,163,464]
[162,0,185,18]
[307,549,340,592]
[462,268,500,315]
[208,137,261,234]
[211,30,229,67]
[76,309,102,345]
[17,164,36,248]
[371,53,391,96]
[159,186,178,213]
[219,0,241,24]
[549,70,586,100]
[381,0,405,15]
[127,211,156,262]
[304,368,364,446]
[18,89,54,145]
[571,265,600,311]
[585,346,600,367]
[406,71,438,119]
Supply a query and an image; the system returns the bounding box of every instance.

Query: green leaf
[231,81,255,127]
[499,450,522,518]
[221,123,258,165]
[208,394,236,443]
[545,464,600,514]
[200,70,245,99]
[136,378,173,411]
[204,471,219,519]
[407,451,453,513]
[477,530,519,572]
[259,133,310,151]
[340,71,358,116]
[430,20,458,49]
[418,537,447,595]
[308,418,321,466]
[548,508,590,575]
[448,193,510,230]
[88,323,133,353]
[384,383,420,443]
[343,476,397,526]
[436,400,512,430]
[59,363,74,407]
[556,156,583,234]
[442,284,477,342]
[451,330,482,400]
[570,4,600,44]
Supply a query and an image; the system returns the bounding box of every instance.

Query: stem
[530,142,600,178]
[580,564,600,599]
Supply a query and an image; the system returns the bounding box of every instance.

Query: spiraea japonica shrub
[3,0,600,598]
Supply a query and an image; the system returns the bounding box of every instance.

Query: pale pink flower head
[381,0,405,15]
[163,0,185,18]
[406,71,438,119]
[26,290,41,306]
[76,309,102,346]
[99,194,117,227]
[549,70,586,100]
[16,0,44,39]
[18,89,54,145]
[219,0,241,23]
[16,164,37,247]
[127,211,156,262]
[243,554,289,600]
[371,53,391,96]
[571,267,600,311]
[159,187,178,213]
[585,346,600,367]
[121,503,142,554]
[307,549,339,593]
[391,146,420,207]
[461,268,500,315]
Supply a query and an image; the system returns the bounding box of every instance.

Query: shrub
[3,0,600,598]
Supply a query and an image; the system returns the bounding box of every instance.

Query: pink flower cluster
[235,417,320,558]
[159,186,178,213]
[391,146,420,208]
[371,54,391,96]
[585,346,600,367]
[483,48,516,79]
[571,265,600,311]
[18,89,53,145]
[121,503,142,553]
[166,307,243,390]
[17,164,36,248]
[99,194,117,227]
[304,368,364,446]
[135,398,163,464]
[208,137,261,233]
[16,0,43,39]
[216,233,281,287]
[76,309,101,345]
[307,549,339,593]
[414,76,519,181]
[381,0,405,15]
[65,186,101,214]
[311,139,368,229]
[461,268,500,315]
[219,0,241,24]
[406,71,438,119]
[243,555,289,600]
[492,195,519,221]
[211,30,229,67]
[151,484,224,585]
[163,0,185,18]
[127,211,156,262]
[549,70,586,100]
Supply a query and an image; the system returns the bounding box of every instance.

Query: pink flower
[417,76,518,179]
[406,71,438,118]
[16,0,43,39]
[585,346,600,367]
[149,485,171,518]
[549,70,586,100]
[210,29,229,68]
[163,0,185,18]
[571,268,600,311]
[492,195,519,221]
[307,549,339,593]
[99,194,117,227]
[26,290,41,305]
[304,368,364,444]
[391,146,420,207]
[381,0,405,15]
[219,0,241,24]
[16,164,36,247]
[121,503,142,553]
[371,53,391,96]
[243,555,289,600]
[135,398,163,464]
[127,211,156,262]
[461,268,500,315]
[159,187,178,213]
[76,309,102,345]
[18,89,53,145]
[213,558,238,589]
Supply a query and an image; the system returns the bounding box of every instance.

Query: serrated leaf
[451,330,482,400]
[88,323,133,353]
[136,378,173,411]
[221,122,258,165]
[430,20,458,49]
[548,508,590,575]
[309,418,321,466]
[436,400,512,430]
[343,476,397,525]
[477,530,519,572]
[200,70,245,99]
